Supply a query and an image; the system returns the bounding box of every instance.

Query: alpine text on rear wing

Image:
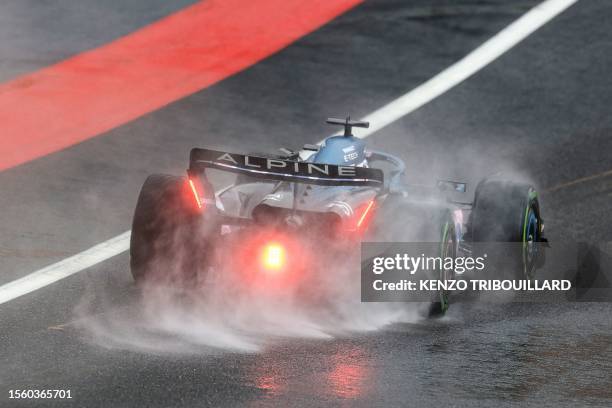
[189,148,384,187]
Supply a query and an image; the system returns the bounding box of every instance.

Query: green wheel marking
[441,221,449,252]
[522,205,530,247]
[522,189,537,247]
[439,220,450,312]
[528,190,538,200]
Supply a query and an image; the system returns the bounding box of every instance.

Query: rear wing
[189,148,383,187]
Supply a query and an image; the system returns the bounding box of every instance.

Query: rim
[439,222,455,311]
[522,204,539,278]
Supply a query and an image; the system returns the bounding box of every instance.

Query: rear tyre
[471,180,542,278]
[130,174,214,287]
[427,215,457,318]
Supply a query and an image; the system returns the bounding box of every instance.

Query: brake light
[187,178,204,210]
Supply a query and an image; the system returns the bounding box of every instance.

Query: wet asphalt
[1,0,612,407]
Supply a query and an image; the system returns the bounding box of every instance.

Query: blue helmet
[313,135,367,166]
[312,117,370,166]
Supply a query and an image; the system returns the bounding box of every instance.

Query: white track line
[0,232,131,304]
[0,0,578,306]
[327,0,579,140]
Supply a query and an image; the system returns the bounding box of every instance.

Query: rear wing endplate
[437,180,467,193]
[189,148,383,187]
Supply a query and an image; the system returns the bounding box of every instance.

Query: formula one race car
[130,117,546,316]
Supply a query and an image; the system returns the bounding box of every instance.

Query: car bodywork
[131,117,546,316]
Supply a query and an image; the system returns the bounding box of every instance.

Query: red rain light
[260,242,286,272]
[230,231,313,292]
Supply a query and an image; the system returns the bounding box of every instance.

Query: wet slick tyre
[471,180,542,278]
[426,216,457,318]
[130,174,210,287]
